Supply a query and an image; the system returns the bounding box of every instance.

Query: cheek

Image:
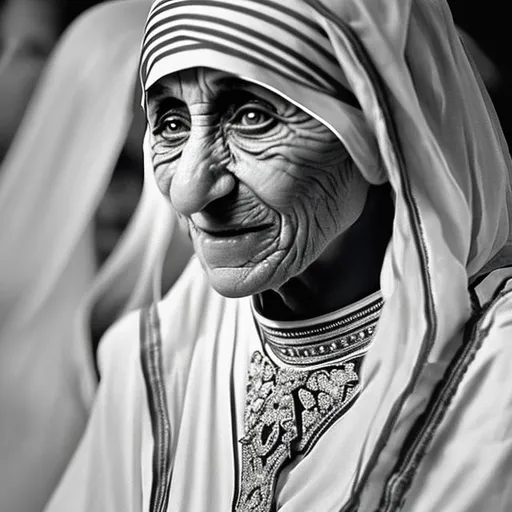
[235,160,304,210]
[230,136,369,258]
[228,147,315,212]
[153,164,174,198]
[315,161,369,232]
[150,137,180,197]
[227,132,358,217]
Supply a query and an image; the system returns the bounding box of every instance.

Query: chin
[204,264,287,298]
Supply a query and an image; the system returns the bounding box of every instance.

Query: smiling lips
[194,223,273,267]
[197,223,272,238]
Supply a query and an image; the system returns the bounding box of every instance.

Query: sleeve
[44,310,146,512]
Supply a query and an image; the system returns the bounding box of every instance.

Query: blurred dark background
[0,0,145,269]
[449,0,512,145]
[0,0,106,162]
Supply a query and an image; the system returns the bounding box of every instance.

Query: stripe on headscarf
[140,0,359,108]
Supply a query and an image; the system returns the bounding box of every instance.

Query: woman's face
[147,68,369,297]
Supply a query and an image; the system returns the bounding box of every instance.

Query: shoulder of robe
[470,267,512,347]
[156,255,224,332]
[401,274,512,512]
[95,308,141,382]
[95,256,217,381]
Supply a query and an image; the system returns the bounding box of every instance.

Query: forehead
[146,67,284,106]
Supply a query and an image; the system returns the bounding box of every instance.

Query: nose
[170,131,236,216]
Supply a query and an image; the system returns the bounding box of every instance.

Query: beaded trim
[255,295,383,367]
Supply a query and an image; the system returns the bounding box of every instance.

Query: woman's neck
[256,184,394,321]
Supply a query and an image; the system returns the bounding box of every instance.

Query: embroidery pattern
[259,297,382,367]
[235,351,361,512]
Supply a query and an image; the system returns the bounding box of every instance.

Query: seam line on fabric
[140,306,173,512]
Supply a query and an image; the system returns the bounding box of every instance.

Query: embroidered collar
[237,292,383,511]
[252,291,383,367]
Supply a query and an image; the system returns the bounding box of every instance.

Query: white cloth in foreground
[45,258,512,512]
[0,1,184,511]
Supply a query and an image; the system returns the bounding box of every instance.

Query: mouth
[192,221,275,268]
[197,224,272,238]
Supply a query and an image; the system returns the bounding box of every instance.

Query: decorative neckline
[252,291,383,367]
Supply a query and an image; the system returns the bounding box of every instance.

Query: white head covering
[140,0,512,508]
[0,1,178,511]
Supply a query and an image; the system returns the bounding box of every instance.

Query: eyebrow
[146,75,276,121]
[146,81,180,104]
[147,72,256,97]
[146,83,185,121]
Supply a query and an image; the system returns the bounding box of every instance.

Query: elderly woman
[46,0,512,511]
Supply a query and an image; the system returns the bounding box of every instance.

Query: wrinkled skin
[147,68,391,319]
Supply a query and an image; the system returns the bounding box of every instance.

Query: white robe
[45,257,512,511]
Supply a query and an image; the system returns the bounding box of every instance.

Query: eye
[153,112,191,144]
[238,109,269,126]
[229,104,277,135]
